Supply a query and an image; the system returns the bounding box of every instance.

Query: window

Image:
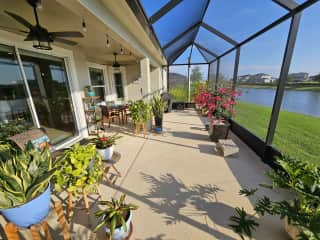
[114,72,124,99]
[89,67,105,101]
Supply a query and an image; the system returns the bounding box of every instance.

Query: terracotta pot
[284,217,302,240]
[209,120,230,142]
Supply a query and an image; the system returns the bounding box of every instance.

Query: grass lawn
[235,101,320,165]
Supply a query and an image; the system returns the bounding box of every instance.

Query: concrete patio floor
[0,109,290,240]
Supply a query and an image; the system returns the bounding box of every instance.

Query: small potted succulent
[94,194,138,240]
[84,85,95,97]
[151,95,167,133]
[229,155,320,240]
[92,133,122,160]
[0,141,57,227]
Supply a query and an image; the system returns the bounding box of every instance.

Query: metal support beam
[149,0,183,24]
[232,47,241,90]
[266,13,301,145]
[191,0,211,44]
[168,42,192,64]
[196,45,209,62]
[170,62,208,66]
[215,58,220,90]
[201,22,238,46]
[163,21,201,50]
[273,0,298,11]
[194,42,218,58]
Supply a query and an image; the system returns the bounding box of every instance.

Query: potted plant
[229,155,320,240]
[0,142,56,227]
[128,100,152,134]
[195,87,240,142]
[94,194,138,239]
[53,143,103,216]
[151,95,167,133]
[84,85,95,97]
[92,133,122,160]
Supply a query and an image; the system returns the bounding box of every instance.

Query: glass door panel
[19,49,78,144]
[0,44,34,127]
[114,72,124,99]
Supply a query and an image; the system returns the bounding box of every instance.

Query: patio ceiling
[127,0,302,65]
[0,0,143,65]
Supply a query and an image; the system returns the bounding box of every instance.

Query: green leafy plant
[128,100,151,123]
[151,95,167,120]
[229,155,320,240]
[94,194,138,237]
[0,142,55,208]
[53,143,103,194]
[91,133,122,149]
[229,207,259,240]
[0,118,31,141]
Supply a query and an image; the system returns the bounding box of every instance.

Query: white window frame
[109,66,128,102]
[87,62,109,101]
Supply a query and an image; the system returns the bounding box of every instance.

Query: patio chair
[101,105,121,128]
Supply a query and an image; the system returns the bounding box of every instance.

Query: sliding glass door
[0,43,78,145]
[19,50,78,144]
[0,44,35,126]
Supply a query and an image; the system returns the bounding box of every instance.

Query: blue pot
[155,127,162,133]
[88,91,95,97]
[1,184,51,227]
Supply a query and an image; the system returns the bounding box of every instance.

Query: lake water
[238,88,320,117]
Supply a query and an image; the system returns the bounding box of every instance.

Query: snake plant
[94,194,138,237]
[53,143,103,194]
[0,141,55,209]
[151,95,166,120]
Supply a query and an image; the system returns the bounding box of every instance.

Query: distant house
[169,72,187,88]
[289,72,309,82]
[238,73,275,84]
[309,74,320,82]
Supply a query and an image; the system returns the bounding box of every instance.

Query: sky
[141,0,320,79]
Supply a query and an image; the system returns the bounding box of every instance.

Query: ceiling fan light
[33,39,52,50]
[106,39,110,48]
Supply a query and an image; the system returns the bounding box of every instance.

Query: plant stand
[67,186,101,222]
[4,201,70,240]
[135,122,147,137]
[216,139,239,157]
[103,151,122,186]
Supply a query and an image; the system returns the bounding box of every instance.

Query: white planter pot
[97,146,113,160]
[284,217,302,240]
[105,210,132,240]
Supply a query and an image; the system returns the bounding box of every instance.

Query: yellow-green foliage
[54,144,103,194]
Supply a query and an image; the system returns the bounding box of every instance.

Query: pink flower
[219,88,226,94]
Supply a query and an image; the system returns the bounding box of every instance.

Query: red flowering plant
[195,86,241,123]
[92,133,122,149]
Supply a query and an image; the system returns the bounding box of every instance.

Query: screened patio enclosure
[127,0,320,166]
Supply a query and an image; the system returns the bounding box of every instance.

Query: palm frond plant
[151,95,167,129]
[94,194,138,239]
[229,155,320,240]
[0,141,56,227]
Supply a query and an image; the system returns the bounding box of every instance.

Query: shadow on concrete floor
[112,173,238,240]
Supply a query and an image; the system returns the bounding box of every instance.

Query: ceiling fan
[0,0,84,50]
[112,52,121,69]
